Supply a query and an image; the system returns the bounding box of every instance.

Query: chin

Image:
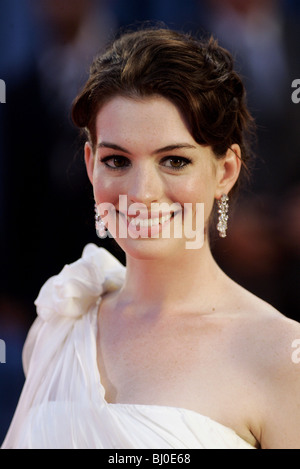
[115,236,184,261]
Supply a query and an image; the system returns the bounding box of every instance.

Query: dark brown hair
[72,27,255,192]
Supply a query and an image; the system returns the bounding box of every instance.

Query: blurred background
[0,0,299,444]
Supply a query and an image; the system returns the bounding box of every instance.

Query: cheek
[174,178,213,203]
[174,177,215,223]
[92,171,119,204]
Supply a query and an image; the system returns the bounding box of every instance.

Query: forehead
[95,95,194,145]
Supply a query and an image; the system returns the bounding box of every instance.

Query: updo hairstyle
[72,27,255,192]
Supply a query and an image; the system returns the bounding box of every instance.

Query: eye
[160,156,192,171]
[100,155,131,170]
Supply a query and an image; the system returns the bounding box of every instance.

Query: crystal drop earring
[94,204,107,238]
[216,194,229,238]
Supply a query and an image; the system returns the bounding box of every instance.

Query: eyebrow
[97,142,197,155]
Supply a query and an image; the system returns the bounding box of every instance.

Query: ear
[84,141,94,185]
[214,144,242,199]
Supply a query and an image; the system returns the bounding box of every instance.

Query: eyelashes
[99,155,193,172]
[99,155,130,170]
[160,156,192,170]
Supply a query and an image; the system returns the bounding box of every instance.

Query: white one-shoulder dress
[2,244,256,449]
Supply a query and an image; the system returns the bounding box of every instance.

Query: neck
[117,240,225,317]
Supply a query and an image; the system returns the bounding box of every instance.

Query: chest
[95,309,262,448]
[96,312,243,409]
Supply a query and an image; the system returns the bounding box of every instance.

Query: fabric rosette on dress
[2,244,126,449]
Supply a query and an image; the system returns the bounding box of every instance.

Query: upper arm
[260,320,300,449]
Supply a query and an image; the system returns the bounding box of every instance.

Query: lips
[127,212,174,227]
[119,210,174,222]
[112,208,183,238]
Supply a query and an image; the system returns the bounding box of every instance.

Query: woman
[3,27,300,449]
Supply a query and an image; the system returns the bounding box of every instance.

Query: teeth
[127,213,172,227]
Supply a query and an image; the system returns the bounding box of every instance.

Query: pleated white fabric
[2,244,256,449]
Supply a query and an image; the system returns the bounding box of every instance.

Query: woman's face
[85,95,236,259]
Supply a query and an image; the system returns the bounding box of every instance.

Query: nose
[127,161,163,206]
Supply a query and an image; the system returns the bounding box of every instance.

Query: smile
[127,213,174,227]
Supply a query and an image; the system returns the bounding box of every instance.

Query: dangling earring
[94,203,107,238]
[216,194,229,238]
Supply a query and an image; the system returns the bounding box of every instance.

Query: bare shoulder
[228,279,300,367]
[228,281,300,449]
[234,282,300,350]
[254,310,300,449]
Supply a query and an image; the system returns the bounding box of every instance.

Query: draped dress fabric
[2,244,256,449]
